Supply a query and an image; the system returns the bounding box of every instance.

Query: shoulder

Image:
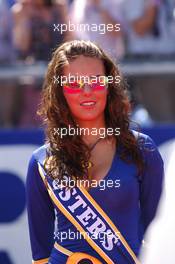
[11,3,25,17]
[11,3,22,13]
[26,144,49,188]
[54,1,68,11]
[55,0,67,5]
[27,144,47,172]
[32,144,49,164]
[131,130,156,150]
[131,130,164,168]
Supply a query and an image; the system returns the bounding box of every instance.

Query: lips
[80,101,96,106]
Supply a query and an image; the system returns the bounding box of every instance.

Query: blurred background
[0,0,175,263]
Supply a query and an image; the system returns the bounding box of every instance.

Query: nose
[83,83,92,95]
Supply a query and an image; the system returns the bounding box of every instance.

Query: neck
[75,117,106,146]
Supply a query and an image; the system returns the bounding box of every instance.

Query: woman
[26,40,164,264]
[69,0,125,60]
[12,0,71,61]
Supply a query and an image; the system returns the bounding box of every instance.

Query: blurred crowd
[0,0,175,127]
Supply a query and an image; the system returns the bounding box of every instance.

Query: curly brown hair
[38,40,144,181]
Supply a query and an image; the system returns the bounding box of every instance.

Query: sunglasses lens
[63,81,82,93]
[91,77,108,90]
[69,82,81,89]
[63,77,108,93]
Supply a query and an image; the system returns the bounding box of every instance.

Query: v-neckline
[88,147,118,192]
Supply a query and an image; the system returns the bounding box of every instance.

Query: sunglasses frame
[62,76,109,93]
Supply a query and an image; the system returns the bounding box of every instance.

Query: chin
[76,113,102,122]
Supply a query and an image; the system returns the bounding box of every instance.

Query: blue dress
[26,132,164,264]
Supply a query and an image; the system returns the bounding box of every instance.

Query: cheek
[64,93,80,112]
[97,91,108,108]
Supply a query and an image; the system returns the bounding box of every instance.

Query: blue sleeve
[139,135,164,235]
[26,154,55,262]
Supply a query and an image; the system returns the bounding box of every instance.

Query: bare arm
[131,4,158,36]
[11,3,31,54]
[92,0,122,37]
[55,0,75,41]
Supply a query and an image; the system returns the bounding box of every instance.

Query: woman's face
[62,55,108,124]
